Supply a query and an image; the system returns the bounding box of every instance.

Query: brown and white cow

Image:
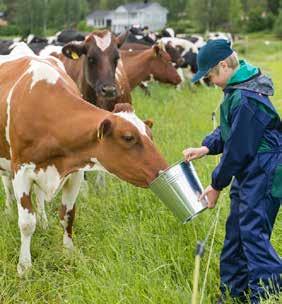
[59,30,132,111]
[121,41,185,68]
[120,45,181,90]
[0,44,167,275]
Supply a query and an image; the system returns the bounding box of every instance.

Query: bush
[274,10,282,38]
[77,20,96,33]
[0,24,20,36]
[245,9,274,32]
[167,19,196,35]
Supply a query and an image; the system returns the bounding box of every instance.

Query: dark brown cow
[120,45,181,90]
[121,41,185,68]
[60,30,131,111]
[0,44,167,275]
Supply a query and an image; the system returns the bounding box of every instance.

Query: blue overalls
[202,60,282,303]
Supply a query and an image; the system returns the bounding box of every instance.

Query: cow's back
[0,54,83,165]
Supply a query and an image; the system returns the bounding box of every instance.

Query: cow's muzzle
[101,85,117,98]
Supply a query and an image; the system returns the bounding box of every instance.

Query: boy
[183,39,282,303]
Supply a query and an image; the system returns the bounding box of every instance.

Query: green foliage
[77,20,96,32]
[245,8,275,32]
[189,0,242,33]
[167,18,195,35]
[274,9,282,38]
[228,0,243,32]
[0,24,19,36]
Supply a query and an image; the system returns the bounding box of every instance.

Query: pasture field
[0,35,281,303]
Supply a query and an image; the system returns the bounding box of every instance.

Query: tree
[267,0,280,15]
[229,0,243,32]
[274,9,282,37]
[189,0,231,32]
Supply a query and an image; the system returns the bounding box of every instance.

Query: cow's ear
[115,31,128,48]
[144,119,154,129]
[113,103,133,113]
[97,118,112,140]
[62,42,86,60]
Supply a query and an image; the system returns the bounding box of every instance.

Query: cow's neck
[122,50,154,90]
[26,99,109,178]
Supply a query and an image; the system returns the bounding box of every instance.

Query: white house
[86,1,168,33]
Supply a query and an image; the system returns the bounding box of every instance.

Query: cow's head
[165,41,185,68]
[62,30,127,101]
[149,45,181,85]
[95,103,167,187]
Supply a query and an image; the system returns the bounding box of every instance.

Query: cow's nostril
[101,86,117,97]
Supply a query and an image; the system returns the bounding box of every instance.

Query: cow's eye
[88,57,96,64]
[122,134,135,143]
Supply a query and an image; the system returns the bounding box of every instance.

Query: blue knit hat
[192,39,233,83]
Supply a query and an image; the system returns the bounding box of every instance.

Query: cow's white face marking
[93,32,112,51]
[114,112,148,137]
[27,60,61,89]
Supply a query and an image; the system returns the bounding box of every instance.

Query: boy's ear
[219,60,228,69]
[62,42,86,60]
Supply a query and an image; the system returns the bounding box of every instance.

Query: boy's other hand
[183,146,209,162]
[199,185,220,208]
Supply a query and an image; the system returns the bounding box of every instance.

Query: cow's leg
[2,175,15,214]
[176,68,185,90]
[13,169,35,276]
[34,184,48,229]
[60,171,83,250]
[139,82,151,96]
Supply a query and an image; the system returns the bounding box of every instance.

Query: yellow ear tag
[71,52,79,60]
[97,128,103,140]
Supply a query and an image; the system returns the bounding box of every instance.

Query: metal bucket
[150,160,208,223]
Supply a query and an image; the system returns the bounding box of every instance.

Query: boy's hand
[199,185,220,208]
[183,146,209,162]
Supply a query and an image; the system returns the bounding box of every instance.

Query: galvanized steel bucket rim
[149,159,208,224]
[149,159,186,187]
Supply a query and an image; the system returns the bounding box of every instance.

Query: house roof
[86,10,112,19]
[119,2,167,12]
[122,2,153,11]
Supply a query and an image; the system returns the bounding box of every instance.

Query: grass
[0,35,281,303]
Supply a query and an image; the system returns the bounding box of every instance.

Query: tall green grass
[0,36,281,303]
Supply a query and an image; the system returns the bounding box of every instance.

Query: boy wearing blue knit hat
[183,39,282,303]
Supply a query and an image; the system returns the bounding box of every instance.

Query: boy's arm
[211,101,272,191]
[202,127,224,155]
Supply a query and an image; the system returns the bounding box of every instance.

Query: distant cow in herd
[0,43,167,275]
